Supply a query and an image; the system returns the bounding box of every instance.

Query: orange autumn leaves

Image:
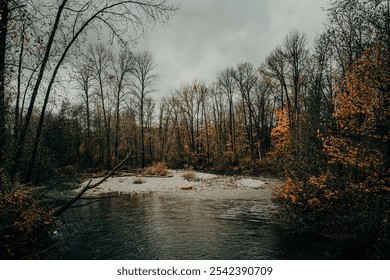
[269,108,291,163]
[0,189,57,258]
[335,53,389,137]
[273,47,390,210]
[324,48,389,193]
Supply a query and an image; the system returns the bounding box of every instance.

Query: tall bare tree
[232,62,259,159]
[131,51,157,168]
[73,58,94,165]
[112,50,133,162]
[284,30,309,131]
[88,44,114,168]
[218,68,237,163]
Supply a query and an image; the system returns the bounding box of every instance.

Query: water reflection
[58,191,339,259]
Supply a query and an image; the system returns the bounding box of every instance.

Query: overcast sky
[135,0,329,98]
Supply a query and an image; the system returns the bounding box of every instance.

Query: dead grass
[144,162,169,177]
[183,170,196,181]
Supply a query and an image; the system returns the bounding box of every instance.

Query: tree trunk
[14,24,25,144]
[114,74,124,163]
[114,94,120,162]
[10,0,68,182]
[140,94,145,168]
[0,0,8,170]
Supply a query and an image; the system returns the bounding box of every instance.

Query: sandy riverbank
[75,170,279,198]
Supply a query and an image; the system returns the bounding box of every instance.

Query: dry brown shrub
[182,170,196,181]
[144,162,169,177]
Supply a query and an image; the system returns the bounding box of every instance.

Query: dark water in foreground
[57,187,371,259]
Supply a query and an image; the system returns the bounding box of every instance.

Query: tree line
[1,30,315,178]
[0,0,177,183]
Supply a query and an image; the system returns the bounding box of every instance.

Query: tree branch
[52,150,134,217]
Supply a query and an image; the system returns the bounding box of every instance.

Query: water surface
[58,183,344,259]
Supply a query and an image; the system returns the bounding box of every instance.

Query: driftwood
[53,151,134,217]
[177,186,193,190]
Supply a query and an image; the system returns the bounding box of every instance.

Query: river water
[56,180,353,260]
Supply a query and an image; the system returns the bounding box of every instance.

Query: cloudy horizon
[134,0,330,98]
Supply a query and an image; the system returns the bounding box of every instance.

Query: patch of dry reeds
[144,162,169,177]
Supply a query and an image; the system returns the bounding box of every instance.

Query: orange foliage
[275,171,340,210]
[224,132,250,163]
[275,47,389,226]
[269,108,291,163]
[322,48,390,193]
[334,53,389,137]
[274,178,302,205]
[0,189,57,259]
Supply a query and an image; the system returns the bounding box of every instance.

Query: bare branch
[53,150,135,217]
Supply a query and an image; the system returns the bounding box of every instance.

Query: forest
[0,0,389,259]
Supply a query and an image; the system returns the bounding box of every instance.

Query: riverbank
[74,170,280,198]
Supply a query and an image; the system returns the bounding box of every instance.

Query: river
[55,178,352,259]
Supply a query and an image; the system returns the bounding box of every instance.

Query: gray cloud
[136,0,329,97]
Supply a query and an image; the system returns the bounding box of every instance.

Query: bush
[183,170,196,181]
[0,188,57,259]
[274,174,390,242]
[144,162,169,177]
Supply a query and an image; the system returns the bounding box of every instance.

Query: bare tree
[73,58,94,165]
[199,83,212,165]
[232,62,259,159]
[178,84,197,155]
[260,31,309,134]
[325,0,372,75]
[131,51,157,168]
[260,47,289,112]
[209,82,227,161]
[144,97,156,163]
[217,68,237,163]
[111,50,133,162]
[88,43,114,169]
[284,30,309,131]
[157,97,173,162]
[75,62,94,140]
[252,79,274,157]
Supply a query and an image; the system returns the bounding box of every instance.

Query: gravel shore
[75,170,279,198]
